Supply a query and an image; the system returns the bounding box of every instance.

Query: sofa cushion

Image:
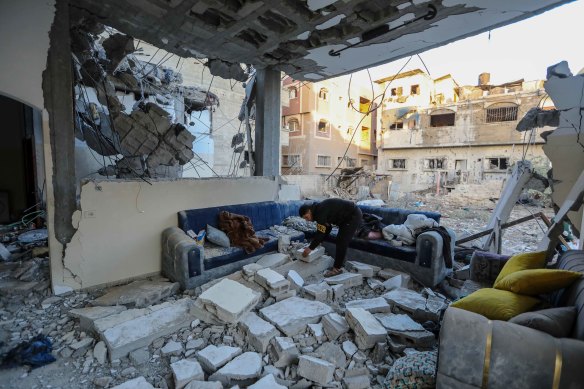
[550,250,584,341]
[357,205,440,226]
[493,250,547,285]
[206,225,231,248]
[450,288,541,321]
[509,306,577,338]
[494,269,582,295]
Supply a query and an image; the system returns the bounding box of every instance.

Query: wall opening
[430,110,455,127]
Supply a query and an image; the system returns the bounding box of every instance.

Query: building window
[390,121,403,130]
[410,84,420,95]
[424,158,446,170]
[316,155,332,167]
[391,87,403,96]
[387,159,406,169]
[282,154,301,168]
[430,110,455,127]
[289,87,298,99]
[346,158,357,167]
[487,157,509,171]
[318,88,328,101]
[287,119,300,135]
[360,126,370,143]
[337,156,345,167]
[316,119,330,138]
[486,103,518,123]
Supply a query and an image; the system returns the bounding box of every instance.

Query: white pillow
[206,225,230,248]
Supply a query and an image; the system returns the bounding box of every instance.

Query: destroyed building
[376,69,555,193]
[0,0,583,388]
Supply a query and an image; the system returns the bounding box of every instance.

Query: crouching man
[299,199,362,277]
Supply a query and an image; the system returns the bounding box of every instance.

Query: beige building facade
[377,70,554,193]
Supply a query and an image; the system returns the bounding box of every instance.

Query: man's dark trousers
[334,207,362,269]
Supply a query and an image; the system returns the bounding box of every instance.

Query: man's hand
[302,247,312,258]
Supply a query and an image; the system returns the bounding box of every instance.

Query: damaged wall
[52,177,279,292]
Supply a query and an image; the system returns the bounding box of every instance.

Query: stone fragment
[322,313,349,341]
[162,340,183,356]
[367,278,384,290]
[196,345,242,373]
[345,297,391,313]
[268,336,299,368]
[256,253,290,268]
[297,355,335,385]
[41,296,62,309]
[239,312,280,353]
[287,270,304,289]
[255,268,290,293]
[93,341,107,364]
[248,374,287,389]
[274,289,296,301]
[243,263,264,276]
[129,348,150,365]
[209,352,262,386]
[294,246,325,262]
[171,359,205,389]
[69,306,127,332]
[388,336,406,353]
[331,284,346,300]
[343,375,370,389]
[94,376,114,387]
[198,279,261,324]
[382,288,447,322]
[324,273,363,287]
[303,282,332,301]
[372,342,387,363]
[70,338,94,357]
[110,376,155,389]
[374,313,424,332]
[186,338,206,351]
[307,323,326,342]
[275,255,334,279]
[342,340,358,358]
[345,308,387,350]
[346,261,380,277]
[382,275,410,291]
[259,297,333,336]
[184,381,223,389]
[92,280,179,308]
[315,342,347,369]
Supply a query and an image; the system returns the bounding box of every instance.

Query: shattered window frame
[486,157,510,171]
[316,154,332,167]
[410,84,420,95]
[316,119,331,138]
[388,159,407,169]
[485,103,519,123]
[282,154,301,168]
[430,110,456,127]
[424,158,447,170]
[391,87,403,97]
[389,121,404,130]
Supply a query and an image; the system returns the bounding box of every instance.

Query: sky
[352,0,584,86]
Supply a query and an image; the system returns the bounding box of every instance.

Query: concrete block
[259,297,333,336]
[92,280,179,308]
[99,299,196,361]
[382,288,447,322]
[172,359,205,389]
[161,340,183,356]
[345,297,391,313]
[209,352,262,386]
[242,263,264,276]
[322,313,349,341]
[274,289,296,301]
[248,374,287,389]
[374,313,435,348]
[374,313,425,332]
[307,323,326,342]
[274,255,334,279]
[196,345,242,373]
[297,355,335,385]
[287,270,304,289]
[342,340,358,358]
[255,268,289,292]
[343,375,370,389]
[129,348,150,365]
[256,253,290,268]
[314,342,347,369]
[382,275,410,290]
[268,336,299,368]
[93,341,107,364]
[346,261,380,277]
[110,377,155,389]
[184,381,223,389]
[324,273,363,287]
[294,246,325,262]
[198,279,261,324]
[303,282,332,301]
[378,268,412,285]
[69,306,127,332]
[345,308,387,350]
[239,312,280,353]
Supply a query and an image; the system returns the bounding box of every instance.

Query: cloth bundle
[382,214,439,245]
[218,211,269,254]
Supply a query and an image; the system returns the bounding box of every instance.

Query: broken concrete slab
[374,313,425,332]
[274,255,334,280]
[322,313,349,341]
[209,352,262,386]
[255,268,289,292]
[382,275,411,291]
[242,263,264,277]
[374,313,434,348]
[314,342,347,369]
[93,341,107,364]
[274,289,296,301]
[259,297,333,336]
[382,288,447,322]
[345,308,387,350]
[69,306,128,332]
[92,280,179,308]
[248,374,287,389]
[171,359,205,389]
[256,253,290,268]
[345,297,391,313]
[324,273,363,288]
[110,376,155,389]
[346,261,380,277]
[198,279,261,324]
[184,381,223,389]
[161,340,183,356]
[268,336,299,368]
[307,323,326,342]
[239,312,280,353]
[298,355,335,385]
[196,345,242,373]
[287,270,304,289]
[342,340,359,358]
[343,375,370,389]
[99,298,197,360]
[303,282,332,301]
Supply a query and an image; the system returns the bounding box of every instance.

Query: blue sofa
[162,201,454,289]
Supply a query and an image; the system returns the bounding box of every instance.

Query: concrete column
[255,69,281,177]
[42,0,77,245]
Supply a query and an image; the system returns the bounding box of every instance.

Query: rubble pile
[70,16,218,179]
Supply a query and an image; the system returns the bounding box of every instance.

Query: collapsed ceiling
[71,0,571,81]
